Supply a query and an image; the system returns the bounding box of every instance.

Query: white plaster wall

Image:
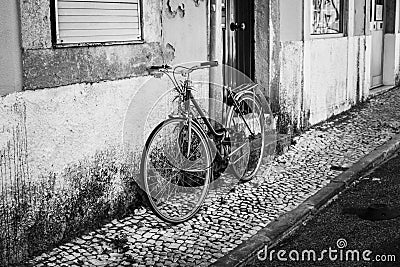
[0,0,210,181]
[162,0,210,98]
[163,0,208,64]
[281,36,369,129]
[279,41,304,131]
[365,35,373,91]
[0,73,211,181]
[280,0,302,42]
[307,37,350,124]
[347,36,368,103]
[142,0,163,43]
[282,0,372,130]
[383,33,400,85]
[396,33,400,84]
[0,0,22,95]
[0,77,147,179]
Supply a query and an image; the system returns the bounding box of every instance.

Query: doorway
[370,0,385,88]
[222,0,255,87]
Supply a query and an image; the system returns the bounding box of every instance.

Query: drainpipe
[209,0,223,123]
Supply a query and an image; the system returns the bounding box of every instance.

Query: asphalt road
[245,151,400,267]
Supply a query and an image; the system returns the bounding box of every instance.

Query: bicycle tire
[140,118,212,223]
[226,92,266,181]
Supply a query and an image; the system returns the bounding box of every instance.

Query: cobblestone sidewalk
[27,88,400,267]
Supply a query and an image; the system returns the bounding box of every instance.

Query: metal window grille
[312,0,343,34]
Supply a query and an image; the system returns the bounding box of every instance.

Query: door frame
[370,0,386,88]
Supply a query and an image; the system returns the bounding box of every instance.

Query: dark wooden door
[223,0,255,87]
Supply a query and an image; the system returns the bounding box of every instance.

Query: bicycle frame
[180,77,256,141]
[154,63,259,161]
[175,76,260,166]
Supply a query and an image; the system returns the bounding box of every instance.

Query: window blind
[56,0,142,44]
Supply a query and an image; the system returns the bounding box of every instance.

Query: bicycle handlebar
[148,61,218,75]
[149,64,171,71]
[200,61,218,68]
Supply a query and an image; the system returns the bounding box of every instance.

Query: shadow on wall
[0,111,142,265]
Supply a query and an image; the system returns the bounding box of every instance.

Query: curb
[211,133,400,267]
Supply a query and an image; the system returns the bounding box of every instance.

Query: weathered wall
[0,0,210,263]
[10,0,209,189]
[307,37,355,125]
[0,0,23,95]
[268,0,281,114]
[278,0,303,133]
[254,0,269,98]
[254,0,280,112]
[280,36,370,131]
[163,0,208,64]
[20,0,168,90]
[383,0,400,86]
[279,0,371,133]
[2,78,144,179]
[279,41,304,134]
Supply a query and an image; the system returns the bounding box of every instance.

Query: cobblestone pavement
[27,88,400,266]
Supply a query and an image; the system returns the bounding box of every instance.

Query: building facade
[278,0,400,133]
[0,0,400,264]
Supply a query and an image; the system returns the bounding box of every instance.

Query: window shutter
[56,0,142,44]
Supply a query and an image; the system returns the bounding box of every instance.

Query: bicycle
[140,61,268,223]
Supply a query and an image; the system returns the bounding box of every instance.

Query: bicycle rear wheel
[226,93,265,181]
[141,118,212,223]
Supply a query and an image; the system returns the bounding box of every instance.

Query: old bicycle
[140,61,269,223]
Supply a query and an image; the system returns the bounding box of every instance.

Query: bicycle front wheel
[141,118,212,223]
[226,92,265,181]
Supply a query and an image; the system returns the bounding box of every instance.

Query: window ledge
[310,33,345,40]
[53,40,145,49]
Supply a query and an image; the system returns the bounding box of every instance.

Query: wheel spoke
[142,118,211,223]
[227,94,265,181]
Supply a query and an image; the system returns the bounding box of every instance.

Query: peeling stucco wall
[19,0,209,90]
[20,0,167,90]
[1,78,144,179]
[254,0,269,97]
[166,0,186,17]
[0,0,210,263]
[20,0,52,50]
[279,41,304,134]
[23,43,168,90]
[278,0,374,134]
[279,36,370,133]
[254,0,280,113]
[11,0,209,178]
[268,0,281,114]
[162,0,208,64]
[307,38,351,124]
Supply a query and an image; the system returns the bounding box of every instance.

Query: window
[312,0,343,34]
[55,0,142,45]
[373,0,384,21]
